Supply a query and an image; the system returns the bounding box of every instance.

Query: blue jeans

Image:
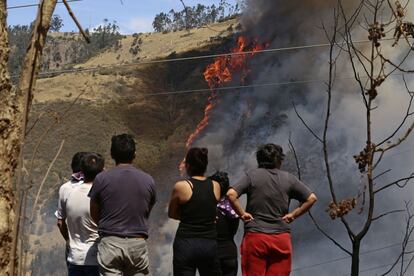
[68,263,99,276]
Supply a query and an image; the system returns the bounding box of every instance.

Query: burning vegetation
[179,36,267,172]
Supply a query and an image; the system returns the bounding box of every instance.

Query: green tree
[50,14,63,32]
[152,0,239,33]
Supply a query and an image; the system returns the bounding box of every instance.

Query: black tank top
[176,178,217,239]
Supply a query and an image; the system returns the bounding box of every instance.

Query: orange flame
[179,36,267,173]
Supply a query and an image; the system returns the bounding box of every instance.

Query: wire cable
[143,78,334,96]
[339,258,412,276]
[7,0,82,10]
[135,73,409,97]
[11,36,411,79]
[292,239,414,272]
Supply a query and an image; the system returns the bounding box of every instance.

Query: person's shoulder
[277,169,291,177]
[211,179,220,186]
[246,168,266,176]
[134,168,155,182]
[175,180,189,186]
[245,168,255,175]
[59,180,72,189]
[58,180,73,193]
[94,167,115,180]
[283,170,298,179]
[174,180,191,191]
[279,170,301,185]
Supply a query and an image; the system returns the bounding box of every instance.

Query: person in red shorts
[227,143,317,276]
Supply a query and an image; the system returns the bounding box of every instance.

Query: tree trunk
[0,0,57,275]
[351,239,361,276]
[16,0,58,123]
[0,1,18,274]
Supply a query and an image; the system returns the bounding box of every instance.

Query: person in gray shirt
[89,134,156,276]
[227,143,317,276]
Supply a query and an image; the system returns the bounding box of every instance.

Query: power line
[135,73,409,97]
[340,258,412,276]
[7,0,82,10]
[144,78,332,96]
[292,239,414,272]
[20,71,408,98]
[387,147,414,158]
[11,37,406,79]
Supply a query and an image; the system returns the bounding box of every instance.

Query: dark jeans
[173,237,221,276]
[219,257,238,276]
[68,263,99,276]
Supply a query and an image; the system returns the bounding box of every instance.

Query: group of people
[56,133,317,276]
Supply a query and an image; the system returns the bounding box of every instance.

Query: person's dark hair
[111,134,136,164]
[71,152,88,173]
[185,147,208,176]
[256,143,285,169]
[81,153,105,183]
[209,171,229,195]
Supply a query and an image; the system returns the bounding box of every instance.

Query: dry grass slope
[23,18,239,276]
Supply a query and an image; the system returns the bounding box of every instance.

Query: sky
[7,0,238,34]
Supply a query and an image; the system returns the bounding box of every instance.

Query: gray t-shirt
[88,165,156,237]
[232,168,312,234]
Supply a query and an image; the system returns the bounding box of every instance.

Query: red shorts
[241,232,292,276]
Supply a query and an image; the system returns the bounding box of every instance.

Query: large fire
[179,36,267,173]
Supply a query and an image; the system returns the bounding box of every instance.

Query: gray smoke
[196,0,414,275]
[159,1,414,275]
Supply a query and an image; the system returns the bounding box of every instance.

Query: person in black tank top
[210,171,239,276]
[168,148,221,276]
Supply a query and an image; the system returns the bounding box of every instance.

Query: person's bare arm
[56,219,69,241]
[283,193,317,223]
[168,181,185,220]
[212,180,221,201]
[90,199,100,224]
[168,187,180,220]
[226,188,253,222]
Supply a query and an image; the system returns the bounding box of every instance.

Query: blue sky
[7,0,238,34]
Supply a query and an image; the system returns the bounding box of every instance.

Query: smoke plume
[184,0,414,275]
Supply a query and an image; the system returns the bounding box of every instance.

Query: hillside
[81,19,238,67]
[22,18,239,276]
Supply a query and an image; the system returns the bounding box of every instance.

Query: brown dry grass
[81,19,237,67]
[23,19,238,275]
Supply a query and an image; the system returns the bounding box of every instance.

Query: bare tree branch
[321,6,355,239]
[380,202,414,275]
[373,168,392,180]
[179,0,190,31]
[309,212,352,255]
[372,209,405,221]
[377,79,414,147]
[374,173,414,194]
[339,5,369,108]
[25,110,57,136]
[288,136,301,180]
[21,139,65,273]
[292,102,323,143]
[29,140,65,224]
[27,88,86,177]
[17,88,86,274]
[62,0,90,43]
[309,0,414,275]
